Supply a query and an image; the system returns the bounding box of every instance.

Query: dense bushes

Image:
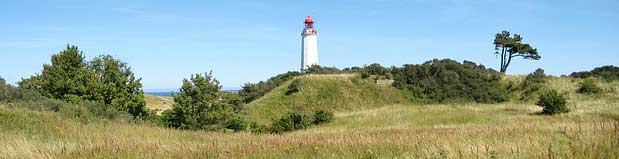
[270,112,312,133]
[240,65,364,103]
[577,78,603,94]
[1,78,132,121]
[312,110,334,125]
[391,59,508,103]
[239,71,302,103]
[571,65,619,81]
[536,90,569,115]
[18,45,147,118]
[269,110,334,133]
[159,72,238,131]
[360,63,392,80]
[305,65,346,74]
[519,68,549,101]
[286,79,303,95]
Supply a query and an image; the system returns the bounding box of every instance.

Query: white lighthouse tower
[301,16,318,71]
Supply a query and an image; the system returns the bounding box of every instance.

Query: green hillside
[144,94,174,114]
[242,74,410,124]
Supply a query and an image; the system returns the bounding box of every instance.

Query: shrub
[536,90,569,115]
[577,78,603,94]
[0,77,13,101]
[286,79,303,95]
[239,71,302,103]
[519,68,549,101]
[249,122,269,134]
[305,65,344,74]
[392,59,508,103]
[225,117,247,132]
[219,92,244,113]
[522,68,547,87]
[270,112,311,134]
[312,110,334,125]
[519,83,548,101]
[18,45,147,118]
[159,72,236,131]
[570,65,619,81]
[360,63,393,80]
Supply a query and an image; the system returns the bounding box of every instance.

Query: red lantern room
[302,16,317,34]
[304,16,315,29]
[304,16,314,24]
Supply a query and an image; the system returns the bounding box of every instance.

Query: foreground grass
[1,77,618,158]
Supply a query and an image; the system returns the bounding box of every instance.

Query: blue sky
[1,0,617,91]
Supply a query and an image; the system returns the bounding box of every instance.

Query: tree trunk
[503,53,514,73]
[500,47,507,73]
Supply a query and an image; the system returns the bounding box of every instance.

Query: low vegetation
[239,71,302,103]
[1,76,618,158]
[517,68,550,101]
[391,59,508,103]
[18,45,148,118]
[2,44,619,158]
[577,78,603,94]
[159,72,238,131]
[536,90,569,115]
[143,94,173,114]
[242,74,409,124]
[571,65,619,81]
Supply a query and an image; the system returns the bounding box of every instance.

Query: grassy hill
[144,94,174,114]
[1,76,618,158]
[242,74,410,124]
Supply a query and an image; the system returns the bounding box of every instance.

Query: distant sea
[145,91,177,97]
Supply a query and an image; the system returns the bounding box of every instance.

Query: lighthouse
[301,16,318,71]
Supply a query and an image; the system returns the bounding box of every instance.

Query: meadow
[0,76,618,158]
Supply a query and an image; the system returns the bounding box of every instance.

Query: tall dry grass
[0,76,617,158]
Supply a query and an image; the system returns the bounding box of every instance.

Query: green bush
[536,90,569,115]
[159,72,237,131]
[286,79,303,95]
[239,71,302,103]
[219,92,244,113]
[519,68,549,101]
[270,112,312,134]
[225,117,247,132]
[18,45,147,118]
[305,65,344,74]
[577,78,603,94]
[392,59,508,103]
[249,122,269,134]
[360,63,393,80]
[522,68,547,87]
[312,110,334,125]
[571,65,619,81]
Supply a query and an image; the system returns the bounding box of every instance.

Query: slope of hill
[144,94,174,114]
[242,74,411,124]
[0,76,618,158]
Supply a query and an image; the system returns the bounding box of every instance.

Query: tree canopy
[494,31,540,73]
[160,72,237,130]
[392,59,508,103]
[18,45,147,118]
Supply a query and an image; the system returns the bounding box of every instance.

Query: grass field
[0,76,618,158]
